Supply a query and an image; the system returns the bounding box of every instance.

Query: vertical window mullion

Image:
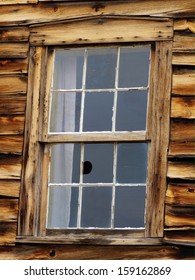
[112,47,120,132]
[77,143,84,228]
[80,48,88,133]
[111,142,117,228]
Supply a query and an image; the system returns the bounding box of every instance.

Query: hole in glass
[83,161,93,175]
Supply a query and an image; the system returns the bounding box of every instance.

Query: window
[18,17,172,244]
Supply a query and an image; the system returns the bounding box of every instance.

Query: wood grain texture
[0,0,37,4]
[0,222,17,246]
[0,58,28,74]
[164,228,195,245]
[0,199,18,222]
[174,19,195,32]
[0,155,22,179]
[0,75,27,95]
[172,53,195,66]
[171,97,195,118]
[0,115,24,135]
[166,183,195,206]
[0,243,194,260]
[0,135,23,154]
[170,119,195,141]
[167,161,195,180]
[0,27,29,42]
[165,204,195,226]
[173,32,195,52]
[0,95,26,115]
[169,141,195,157]
[0,180,20,197]
[172,71,195,95]
[30,18,173,46]
[0,43,29,58]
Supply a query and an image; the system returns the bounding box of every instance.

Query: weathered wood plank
[0,155,22,179]
[0,1,194,26]
[0,95,26,115]
[0,199,18,222]
[170,119,195,141]
[166,183,195,206]
[0,27,29,42]
[0,58,28,74]
[0,222,17,246]
[167,161,195,180]
[0,243,194,260]
[165,205,195,226]
[0,43,29,58]
[0,0,37,4]
[0,75,27,95]
[0,180,20,197]
[172,71,195,95]
[174,19,195,32]
[173,33,195,52]
[164,228,195,246]
[30,18,173,46]
[0,115,24,135]
[169,141,195,156]
[0,135,23,154]
[171,97,195,118]
[172,53,195,66]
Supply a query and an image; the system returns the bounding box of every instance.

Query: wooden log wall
[0,0,194,259]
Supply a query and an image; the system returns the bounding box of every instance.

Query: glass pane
[114,186,146,228]
[86,48,117,89]
[52,49,84,90]
[83,92,114,131]
[83,144,114,183]
[118,46,150,87]
[50,92,81,133]
[47,186,79,228]
[116,90,148,131]
[81,187,112,228]
[50,144,81,183]
[116,143,148,183]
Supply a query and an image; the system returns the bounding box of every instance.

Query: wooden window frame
[18,17,173,245]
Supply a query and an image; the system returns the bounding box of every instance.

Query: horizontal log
[0,1,194,26]
[164,228,195,246]
[0,155,22,179]
[170,119,195,141]
[0,75,27,95]
[173,33,195,52]
[169,141,195,156]
[0,115,24,135]
[0,58,28,74]
[0,180,20,197]
[0,0,37,4]
[165,204,195,226]
[30,18,173,46]
[171,97,195,118]
[167,161,195,180]
[172,71,195,95]
[0,27,29,42]
[0,222,17,246]
[172,53,195,66]
[0,95,26,115]
[0,135,23,154]
[0,243,194,260]
[0,43,29,58]
[0,199,18,222]
[174,19,195,32]
[166,183,195,205]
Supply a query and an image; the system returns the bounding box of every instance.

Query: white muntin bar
[111,142,118,228]
[77,143,85,228]
[50,87,148,93]
[112,47,120,133]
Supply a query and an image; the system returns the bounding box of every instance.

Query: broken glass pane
[116,90,148,131]
[52,49,84,90]
[81,187,112,228]
[50,92,81,132]
[118,46,150,87]
[114,186,146,228]
[83,92,114,131]
[50,144,81,183]
[116,143,148,183]
[86,48,117,89]
[47,186,79,228]
[83,143,114,183]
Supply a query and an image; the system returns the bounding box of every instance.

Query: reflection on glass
[117,143,148,183]
[50,144,81,183]
[81,187,112,228]
[83,144,114,183]
[83,92,114,131]
[47,186,79,228]
[52,49,84,90]
[114,186,146,228]
[86,48,117,89]
[116,90,148,131]
[118,46,150,87]
[50,92,81,132]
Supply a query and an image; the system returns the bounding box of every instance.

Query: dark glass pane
[50,92,81,132]
[47,186,79,228]
[81,187,112,228]
[118,46,150,87]
[86,48,117,89]
[53,49,84,90]
[50,144,81,183]
[83,92,114,131]
[114,186,146,228]
[116,143,148,183]
[116,90,148,131]
[83,144,114,183]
